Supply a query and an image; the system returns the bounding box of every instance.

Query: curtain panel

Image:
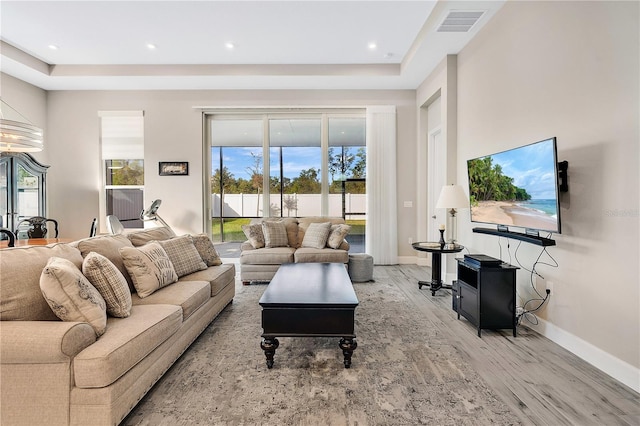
[365,106,398,265]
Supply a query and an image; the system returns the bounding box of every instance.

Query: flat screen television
[467,137,561,235]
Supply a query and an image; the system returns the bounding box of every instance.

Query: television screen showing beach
[467,138,560,233]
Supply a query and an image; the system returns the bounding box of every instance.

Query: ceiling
[0,1,505,91]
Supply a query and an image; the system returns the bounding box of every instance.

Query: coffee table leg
[339,337,357,368]
[261,337,279,369]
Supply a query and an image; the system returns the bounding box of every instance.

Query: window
[99,112,144,229]
[208,111,366,252]
[269,118,322,217]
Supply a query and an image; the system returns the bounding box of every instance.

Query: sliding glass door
[208,111,365,252]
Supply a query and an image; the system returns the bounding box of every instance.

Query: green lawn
[212,217,365,242]
[211,218,251,242]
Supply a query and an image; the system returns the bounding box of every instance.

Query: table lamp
[436,184,468,245]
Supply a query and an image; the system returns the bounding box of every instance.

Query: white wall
[419,1,639,389]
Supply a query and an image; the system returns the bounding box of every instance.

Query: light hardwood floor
[381,264,639,426]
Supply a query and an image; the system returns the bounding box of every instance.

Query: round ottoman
[348,253,374,282]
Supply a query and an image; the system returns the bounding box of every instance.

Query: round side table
[411,242,464,296]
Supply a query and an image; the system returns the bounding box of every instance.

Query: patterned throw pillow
[191,233,222,266]
[262,220,289,248]
[242,223,265,249]
[77,234,135,292]
[327,224,351,249]
[301,222,332,249]
[119,242,178,298]
[127,226,176,247]
[82,252,132,318]
[158,235,208,277]
[40,257,107,337]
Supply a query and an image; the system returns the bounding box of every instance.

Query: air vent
[437,10,485,33]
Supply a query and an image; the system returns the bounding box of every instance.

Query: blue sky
[213,147,321,180]
[213,146,362,181]
[488,138,558,200]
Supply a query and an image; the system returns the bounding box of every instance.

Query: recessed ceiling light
[146,43,156,50]
[48,45,58,50]
[225,42,235,50]
[368,42,377,50]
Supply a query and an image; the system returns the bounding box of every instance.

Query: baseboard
[529,317,640,393]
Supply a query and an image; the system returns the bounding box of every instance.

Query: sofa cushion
[262,220,289,248]
[294,247,349,264]
[77,234,136,292]
[119,242,178,298]
[131,280,210,320]
[180,263,236,297]
[191,233,222,266]
[240,247,295,265]
[40,257,107,337]
[158,235,207,277]
[0,243,83,321]
[301,222,332,249]
[242,223,265,248]
[73,304,182,388]
[127,226,176,247]
[82,252,132,318]
[327,224,351,249]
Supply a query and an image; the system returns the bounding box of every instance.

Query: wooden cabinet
[0,153,49,232]
[454,258,518,337]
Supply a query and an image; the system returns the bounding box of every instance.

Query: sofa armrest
[240,241,255,251]
[0,321,96,363]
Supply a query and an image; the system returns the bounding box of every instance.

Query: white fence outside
[212,193,366,219]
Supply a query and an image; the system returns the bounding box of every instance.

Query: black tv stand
[473,227,556,247]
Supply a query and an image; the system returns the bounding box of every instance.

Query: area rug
[123,276,521,425]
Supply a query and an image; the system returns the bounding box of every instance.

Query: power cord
[491,236,558,326]
[517,288,551,325]
[515,241,559,325]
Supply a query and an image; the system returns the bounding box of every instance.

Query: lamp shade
[0,100,44,153]
[436,184,468,209]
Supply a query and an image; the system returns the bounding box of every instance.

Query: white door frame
[427,126,446,242]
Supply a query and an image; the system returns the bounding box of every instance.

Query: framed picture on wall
[159,162,189,176]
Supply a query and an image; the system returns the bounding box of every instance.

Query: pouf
[348,253,374,282]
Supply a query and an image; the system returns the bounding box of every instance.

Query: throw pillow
[40,257,107,337]
[82,252,132,318]
[191,233,222,266]
[327,224,351,249]
[242,223,265,249]
[262,220,289,248]
[301,222,332,249]
[119,242,178,298]
[127,226,176,247]
[77,234,135,292]
[158,235,208,277]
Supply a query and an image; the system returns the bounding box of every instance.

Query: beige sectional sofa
[0,227,235,425]
[240,217,350,284]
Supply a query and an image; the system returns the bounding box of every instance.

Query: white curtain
[365,106,398,265]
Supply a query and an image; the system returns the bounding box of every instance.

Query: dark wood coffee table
[259,262,359,369]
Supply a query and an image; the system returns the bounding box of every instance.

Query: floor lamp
[435,184,468,246]
[140,199,170,229]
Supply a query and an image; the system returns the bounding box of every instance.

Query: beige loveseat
[240,217,350,284]
[0,227,235,425]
